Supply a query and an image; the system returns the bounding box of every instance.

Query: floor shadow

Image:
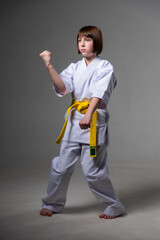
[63,202,104,214]
[120,181,160,213]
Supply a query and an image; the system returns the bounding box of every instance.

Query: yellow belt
[55,99,97,157]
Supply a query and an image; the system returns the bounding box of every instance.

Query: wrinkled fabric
[42,140,124,216]
[53,56,117,145]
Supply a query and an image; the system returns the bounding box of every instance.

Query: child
[39,26,124,219]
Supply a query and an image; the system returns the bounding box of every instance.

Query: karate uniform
[42,56,124,216]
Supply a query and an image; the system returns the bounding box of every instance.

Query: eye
[86,38,91,42]
[78,39,82,42]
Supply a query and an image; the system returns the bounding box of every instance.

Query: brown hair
[77,26,103,54]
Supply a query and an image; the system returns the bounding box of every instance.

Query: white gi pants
[42,140,124,216]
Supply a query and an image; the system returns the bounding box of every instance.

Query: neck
[84,54,97,66]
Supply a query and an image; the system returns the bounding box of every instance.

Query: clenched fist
[79,113,92,129]
[39,50,52,68]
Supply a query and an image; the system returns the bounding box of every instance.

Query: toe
[47,211,53,217]
[99,213,119,219]
[104,215,119,219]
[99,214,106,218]
[40,210,45,216]
[40,208,53,217]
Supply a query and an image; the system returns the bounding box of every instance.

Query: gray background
[1,0,160,167]
[1,0,160,240]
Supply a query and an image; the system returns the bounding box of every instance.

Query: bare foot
[40,208,54,217]
[99,213,122,219]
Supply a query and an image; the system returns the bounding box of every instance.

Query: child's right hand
[39,50,52,68]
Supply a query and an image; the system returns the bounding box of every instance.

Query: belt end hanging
[90,146,96,157]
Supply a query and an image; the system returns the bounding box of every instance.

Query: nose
[81,38,85,46]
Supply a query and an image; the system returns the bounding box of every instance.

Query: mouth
[81,49,86,52]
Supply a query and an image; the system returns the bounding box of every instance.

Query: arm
[79,97,101,129]
[39,50,66,94]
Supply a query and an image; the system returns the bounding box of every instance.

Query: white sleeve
[91,61,117,106]
[53,63,75,97]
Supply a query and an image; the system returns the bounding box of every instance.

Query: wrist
[46,64,54,71]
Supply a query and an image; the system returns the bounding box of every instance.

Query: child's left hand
[79,114,92,129]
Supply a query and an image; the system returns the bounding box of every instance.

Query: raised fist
[39,50,52,68]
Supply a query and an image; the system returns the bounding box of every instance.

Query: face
[78,36,96,59]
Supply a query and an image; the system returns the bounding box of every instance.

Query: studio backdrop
[1,0,160,167]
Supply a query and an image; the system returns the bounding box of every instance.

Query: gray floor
[1,160,160,240]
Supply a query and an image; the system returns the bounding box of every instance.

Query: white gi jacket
[53,56,117,146]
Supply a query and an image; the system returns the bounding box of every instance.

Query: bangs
[77,32,93,39]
